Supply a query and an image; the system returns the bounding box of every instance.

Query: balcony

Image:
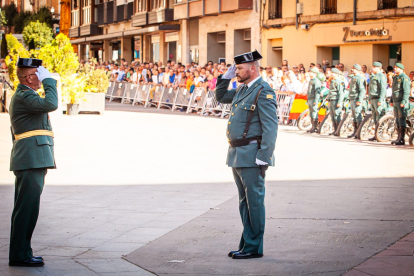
[173,0,252,20]
[320,0,337,14]
[148,9,174,24]
[80,24,102,36]
[97,1,115,25]
[69,26,79,38]
[131,12,148,27]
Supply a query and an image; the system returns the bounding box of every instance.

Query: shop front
[262,18,414,72]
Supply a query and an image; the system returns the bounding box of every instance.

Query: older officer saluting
[8,58,57,267]
[215,50,278,260]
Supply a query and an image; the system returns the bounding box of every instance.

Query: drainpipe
[295,0,299,29]
[353,0,357,25]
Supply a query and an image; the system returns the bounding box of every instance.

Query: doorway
[167,41,177,62]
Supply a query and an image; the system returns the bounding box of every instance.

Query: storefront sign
[343,27,391,42]
[165,32,179,43]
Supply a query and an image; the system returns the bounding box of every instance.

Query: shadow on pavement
[124,177,414,276]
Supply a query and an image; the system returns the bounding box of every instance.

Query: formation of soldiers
[306,62,411,146]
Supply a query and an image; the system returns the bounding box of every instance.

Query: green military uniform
[9,78,58,262]
[391,63,411,145]
[327,73,345,135]
[307,68,322,133]
[216,75,277,256]
[368,71,387,125]
[348,74,366,124]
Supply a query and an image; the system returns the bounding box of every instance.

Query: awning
[85,32,124,42]
[123,24,180,36]
[70,38,86,44]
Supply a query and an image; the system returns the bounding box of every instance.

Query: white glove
[35,66,52,82]
[256,158,268,166]
[222,64,237,79]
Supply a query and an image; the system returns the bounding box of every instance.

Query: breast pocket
[235,103,255,122]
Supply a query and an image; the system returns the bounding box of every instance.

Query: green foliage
[5,40,30,89]
[0,10,7,27]
[2,3,18,28]
[12,11,32,33]
[61,74,86,104]
[81,58,109,93]
[6,34,20,51]
[37,33,79,76]
[26,7,53,29]
[22,21,53,48]
[1,33,7,58]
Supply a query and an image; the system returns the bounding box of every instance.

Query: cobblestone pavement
[0,102,413,275]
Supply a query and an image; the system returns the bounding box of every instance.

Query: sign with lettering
[343,27,392,43]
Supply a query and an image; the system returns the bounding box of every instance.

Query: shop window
[268,0,282,19]
[321,0,337,14]
[378,0,397,10]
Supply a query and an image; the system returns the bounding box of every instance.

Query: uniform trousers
[350,100,363,123]
[393,102,407,127]
[328,100,342,123]
[370,98,385,125]
[232,167,265,255]
[10,168,46,261]
[308,99,318,120]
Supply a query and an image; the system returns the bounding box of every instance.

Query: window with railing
[268,0,282,19]
[71,10,80,26]
[136,0,148,13]
[82,0,91,24]
[321,0,337,14]
[150,0,165,11]
[378,0,397,10]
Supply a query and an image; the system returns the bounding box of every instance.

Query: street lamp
[51,6,55,13]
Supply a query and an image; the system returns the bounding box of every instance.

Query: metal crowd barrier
[275,91,295,124]
[106,81,290,121]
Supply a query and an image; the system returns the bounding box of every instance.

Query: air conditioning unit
[217,32,226,43]
[297,3,303,15]
[244,29,251,40]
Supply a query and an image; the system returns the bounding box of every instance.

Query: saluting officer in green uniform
[327,68,345,136]
[306,67,322,133]
[368,61,387,141]
[347,64,367,138]
[215,50,278,259]
[391,63,411,145]
[8,58,57,267]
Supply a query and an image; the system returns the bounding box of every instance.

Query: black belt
[370,96,379,99]
[228,136,262,148]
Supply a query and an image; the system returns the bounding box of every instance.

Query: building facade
[67,0,260,65]
[262,0,414,72]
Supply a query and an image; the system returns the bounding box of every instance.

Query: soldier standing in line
[327,68,345,136]
[347,64,367,139]
[367,61,387,141]
[8,58,57,267]
[306,67,322,133]
[391,63,411,145]
[215,50,278,259]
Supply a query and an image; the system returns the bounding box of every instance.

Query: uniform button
[235,104,238,107]
[269,157,272,160]
[231,113,234,116]
[228,122,231,125]
[227,131,229,134]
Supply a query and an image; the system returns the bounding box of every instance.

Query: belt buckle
[250,105,256,111]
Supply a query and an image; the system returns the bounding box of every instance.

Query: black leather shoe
[368,137,376,141]
[9,258,45,267]
[228,250,240,257]
[33,256,44,261]
[232,251,263,259]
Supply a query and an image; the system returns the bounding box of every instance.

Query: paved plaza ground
[0,102,413,275]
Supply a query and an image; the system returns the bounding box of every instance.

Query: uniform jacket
[307,77,321,102]
[215,76,278,168]
[349,74,367,102]
[368,72,386,100]
[9,78,58,171]
[327,78,345,105]
[391,72,411,105]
